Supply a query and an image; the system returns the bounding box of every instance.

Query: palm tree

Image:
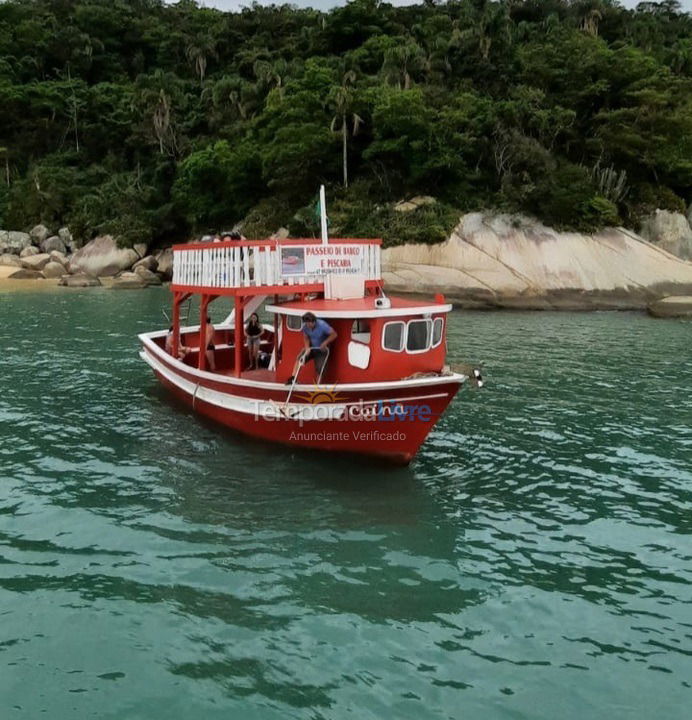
[330,71,363,189]
[0,147,9,186]
[382,40,425,90]
[581,8,603,37]
[185,35,218,85]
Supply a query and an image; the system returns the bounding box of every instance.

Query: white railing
[172,239,381,291]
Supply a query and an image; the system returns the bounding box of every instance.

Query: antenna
[319,184,328,245]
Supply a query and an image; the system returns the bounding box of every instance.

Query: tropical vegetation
[0,0,690,247]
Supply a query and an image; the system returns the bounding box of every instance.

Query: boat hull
[140,338,463,464]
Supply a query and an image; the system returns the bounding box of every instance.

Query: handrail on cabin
[172,237,382,252]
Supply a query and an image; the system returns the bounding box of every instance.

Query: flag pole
[319,184,328,245]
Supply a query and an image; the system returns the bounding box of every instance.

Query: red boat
[138,233,466,464]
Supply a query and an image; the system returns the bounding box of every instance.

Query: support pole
[172,293,181,358]
[199,295,210,371]
[171,292,190,358]
[320,184,328,245]
[234,295,243,377]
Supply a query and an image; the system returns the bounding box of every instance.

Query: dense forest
[0,0,690,248]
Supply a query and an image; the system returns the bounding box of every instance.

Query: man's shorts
[304,348,328,374]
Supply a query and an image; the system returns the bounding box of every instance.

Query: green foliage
[0,0,689,245]
[326,184,462,247]
[172,140,262,230]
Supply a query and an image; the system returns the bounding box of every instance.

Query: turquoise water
[1,287,690,719]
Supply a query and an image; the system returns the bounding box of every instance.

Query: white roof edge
[264,303,453,318]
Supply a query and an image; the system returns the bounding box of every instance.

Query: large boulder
[20,245,39,258]
[9,268,43,279]
[58,273,102,287]
[640,210,692,261]
[30,224,51,246]
[42,261,67,278]
[21,253,51,271]
[110,271,147,289]
[0,230,8,245]
[0,253,22,267]
[49,250,69,267]
[133,265,162,286]
[133,242,148,259]
[132,255,158,272]
[154,248,173,280]
[41,235,67,254]
[648,296,692,318]
[382,212,692,310]
[69,235,138,277]
[6,231,31,253]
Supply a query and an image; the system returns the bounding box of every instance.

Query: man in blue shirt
[285,312,337,385]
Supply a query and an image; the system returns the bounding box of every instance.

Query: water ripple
[0,293,690,719]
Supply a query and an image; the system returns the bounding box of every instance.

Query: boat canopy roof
[265,296,452,319]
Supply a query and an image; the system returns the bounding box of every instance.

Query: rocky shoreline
[382,212,692,312]
[2,210,692,316]
[0,226,172,289]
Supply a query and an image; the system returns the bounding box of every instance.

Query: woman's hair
[249,312,259,322]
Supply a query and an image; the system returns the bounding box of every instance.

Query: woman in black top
[245,312,263,369]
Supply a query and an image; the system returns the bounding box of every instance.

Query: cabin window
[406,319,432,353]
[382,322,405,352]
[432,317,444,347]
[286,314,302,331]
[351,319,371,344]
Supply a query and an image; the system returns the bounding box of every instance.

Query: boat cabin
[155,237,452,386]
[268,297,449,384]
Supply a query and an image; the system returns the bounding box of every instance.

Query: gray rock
[41,235,66,254]
[648,295,692,318]
[394,196,437,213]
[132,255,158,272]
[154,248,173,280]
[58,273,102,287]
[110,272,147,289]
[30,224,51,245]
[0,253,22,267]
[49,250,69,267]
[0,230,8,245]
[410,195,437,207]
[58,227,73,248]
[42,261,67,278]
[270,227,290,240]
[133,265,162,285]
[640,210,692,260]
[20,245,39,258]
[9,268,44,279]
[7,231,32,253]
[21,253,51,271]
[69,235,138,277]
[393,201,418,213]
[133,242,148,259]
